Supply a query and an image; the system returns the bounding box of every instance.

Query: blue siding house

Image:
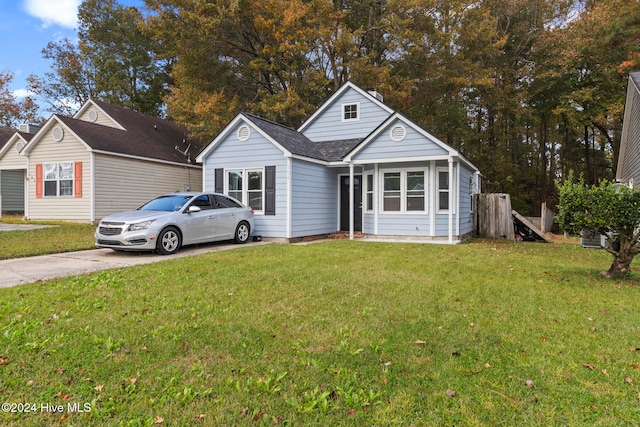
[196,82,481,243]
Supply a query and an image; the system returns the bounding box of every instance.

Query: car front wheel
[234,221,250,244]
[157,226,181,255]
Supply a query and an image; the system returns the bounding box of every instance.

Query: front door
[340,175,362,232]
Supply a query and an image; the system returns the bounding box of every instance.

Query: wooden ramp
[512,210,553,243]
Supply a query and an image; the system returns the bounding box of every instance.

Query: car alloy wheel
[235,222,250,244]
[157,226,181,255]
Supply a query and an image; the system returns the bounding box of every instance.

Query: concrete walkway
[0,241,261,289]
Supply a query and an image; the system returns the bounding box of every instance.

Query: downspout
[456,162,460,238]
[374,163,379,235]
[448,160,454,243]
[90,152,95,223]
[349,162,354,240]
[287,156,292,239]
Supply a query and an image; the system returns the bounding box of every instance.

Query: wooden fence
[474,193,515,240]
[474,194,556,240]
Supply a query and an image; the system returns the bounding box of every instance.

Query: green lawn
[1,239,639,426]
[0,216,96,259]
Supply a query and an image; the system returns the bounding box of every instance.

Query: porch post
[349,162,354,240]
[448,158,454,243]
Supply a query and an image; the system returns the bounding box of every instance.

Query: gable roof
[22,100,201,166]
[0,127,16,151]
[197,82,479,171]
[297,81,394,133]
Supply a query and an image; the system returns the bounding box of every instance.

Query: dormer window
[342,103,359,121]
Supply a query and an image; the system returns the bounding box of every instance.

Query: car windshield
[139,195,193,212]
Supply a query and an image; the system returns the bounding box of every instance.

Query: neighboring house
[196,82,481,243]
[0,126,37,215]
[617,71,640,186]
[0,100,202,222]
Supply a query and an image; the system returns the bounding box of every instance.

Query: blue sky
[0,0,143,98]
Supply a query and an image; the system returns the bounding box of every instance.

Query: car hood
[100,210,173,223]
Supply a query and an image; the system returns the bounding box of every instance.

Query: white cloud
[24,0,82,29]
[12,88,35,98]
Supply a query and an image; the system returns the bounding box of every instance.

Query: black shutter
[214,168,224,193]
[265,166,276,215]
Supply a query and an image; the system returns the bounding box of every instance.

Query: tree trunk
[604,255,633,277]
[603,236,635,277]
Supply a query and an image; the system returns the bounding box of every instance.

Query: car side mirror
[187,205,201,213]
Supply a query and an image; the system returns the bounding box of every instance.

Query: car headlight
[127,220,154,232]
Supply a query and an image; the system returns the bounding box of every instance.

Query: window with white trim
[381,169,427,213]
[437,168,450,212]
[364,172,374,212]
[342,103,359,121]
[227,169,264,213]
[44,162,73,196]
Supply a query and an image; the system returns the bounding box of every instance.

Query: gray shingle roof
[0,127,15,150]
[56,101,201,165]
[242,113,362,162]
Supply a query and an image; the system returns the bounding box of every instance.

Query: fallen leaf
[241,407,249,416]
[632,364,640,370]
[195,413,205,420]
[130,378,137,385]
[274,415,284,423]
[625,377,633,384]
[153,416,164,424]
[601,369,609,376]
[381,360,392,366]
[414,340,426,345]
[347,408,356,416]
[600,310,607,315]
[253,410,265,421]
[0,356,8,365]
[525,380,534,388]
[180,342,189,350]
[445,389,456,397]
[583,363,595,370]
[56,367,65,374]
[94,384,104,392]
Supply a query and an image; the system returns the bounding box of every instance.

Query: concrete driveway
[0,241,261,289]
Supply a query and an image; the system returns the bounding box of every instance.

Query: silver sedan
[95,192,255,255]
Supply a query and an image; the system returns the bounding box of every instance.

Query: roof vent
[88,110,98,122]
[367,89,383,102]
[237,125,251,141]
[390,125,406,142]
[19,123,40,134]
[52,126,64,142]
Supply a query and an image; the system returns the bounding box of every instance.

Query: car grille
[99,222,125,236]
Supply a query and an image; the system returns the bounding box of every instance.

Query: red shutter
[35,163,43,198]
[74,162,82,198]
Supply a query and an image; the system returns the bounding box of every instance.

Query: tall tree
[0,70,41,127]
[29,0,168,116]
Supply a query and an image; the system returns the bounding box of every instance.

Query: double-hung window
[364,173,374,212]
[227,169,264,213]
[44,162,73,197]
[437,168,450,212]
[381,169,427,213]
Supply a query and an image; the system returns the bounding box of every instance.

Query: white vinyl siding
[27,130,91,221]
[0,139,28,169]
